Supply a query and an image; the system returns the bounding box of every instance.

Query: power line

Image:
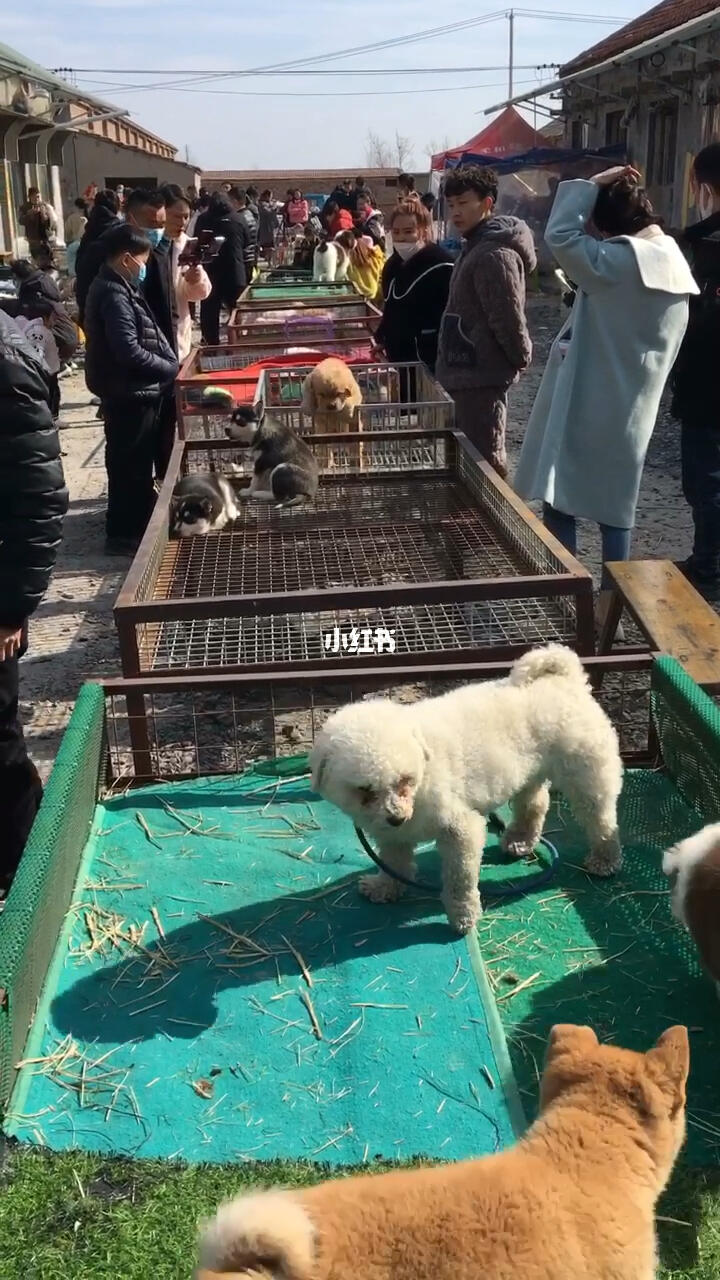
[72,64,548,87]
[72,76,543,100]
[54,5,626,93]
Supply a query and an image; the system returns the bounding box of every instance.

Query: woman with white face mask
[373,200,454,400]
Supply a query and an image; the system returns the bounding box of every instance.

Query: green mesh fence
[0,683,105,1108]
[651,655,720,821]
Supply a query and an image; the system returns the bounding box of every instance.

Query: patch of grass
[0,1145,718,1278]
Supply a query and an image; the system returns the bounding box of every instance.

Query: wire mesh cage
[177,355,451,444]
[114,430,595,681]
[227,299,381,344]
[102,654,655,787]
[177,322,380,440]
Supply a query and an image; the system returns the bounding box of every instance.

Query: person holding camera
[160,185,211,362]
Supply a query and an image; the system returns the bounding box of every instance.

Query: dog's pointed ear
[546,1025,598,1064]
[254,398,265,423]
[646,1026,690,1108]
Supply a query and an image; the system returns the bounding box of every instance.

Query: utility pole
[508,8,515,99]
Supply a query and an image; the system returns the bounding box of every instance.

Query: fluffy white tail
[197,1191,315,1279]
[509,644,587,688]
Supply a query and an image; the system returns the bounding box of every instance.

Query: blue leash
[354,815,559,907]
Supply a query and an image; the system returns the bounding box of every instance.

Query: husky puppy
[226,400,319,507]
[170,474,240,538]
[313,239,349,283]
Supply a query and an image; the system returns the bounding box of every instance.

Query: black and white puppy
[170,473,240,538]
[226,399,319,507]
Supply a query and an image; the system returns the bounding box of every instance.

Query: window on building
[605,109,627,148]
[570,119,589,150]
[646,100,678,186]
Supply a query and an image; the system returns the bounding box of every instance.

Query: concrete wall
[563,25,720,228]
[61,133,199,208]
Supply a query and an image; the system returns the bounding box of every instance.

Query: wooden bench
[598,560,720,692]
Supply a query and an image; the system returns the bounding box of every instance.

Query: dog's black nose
[386,815,405,827]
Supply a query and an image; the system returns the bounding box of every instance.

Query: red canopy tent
[431,106,543,171]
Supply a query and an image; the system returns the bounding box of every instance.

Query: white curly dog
[310,645,623,935]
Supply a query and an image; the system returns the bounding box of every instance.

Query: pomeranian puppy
[300,357,362,434]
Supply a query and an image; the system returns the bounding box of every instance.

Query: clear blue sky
[6,1,647,170]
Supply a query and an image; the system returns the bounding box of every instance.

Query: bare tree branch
[364,130,393,168]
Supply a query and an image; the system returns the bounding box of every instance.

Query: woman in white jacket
[161,185,211,361]
[514,166,698,622]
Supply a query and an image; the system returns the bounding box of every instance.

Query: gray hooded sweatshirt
[436,215,537,392]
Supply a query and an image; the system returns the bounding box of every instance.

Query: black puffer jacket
[84,264,179,402]
[0,311,68,628]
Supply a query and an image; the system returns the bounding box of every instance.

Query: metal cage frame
[227,298,381,344]
[113,430,596,687]
[100,653,656,785]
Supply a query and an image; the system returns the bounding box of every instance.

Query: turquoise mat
[6,773,522,1165]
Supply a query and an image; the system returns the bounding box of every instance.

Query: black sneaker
[104,536,141,557]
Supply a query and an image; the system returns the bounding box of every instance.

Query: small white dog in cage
[310,645,623,935]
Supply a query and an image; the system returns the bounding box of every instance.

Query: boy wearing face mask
[84,224,179,554]
[374,201,453,401]
[674,144,720,602]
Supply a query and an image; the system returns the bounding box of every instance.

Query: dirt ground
[20,296,695,779]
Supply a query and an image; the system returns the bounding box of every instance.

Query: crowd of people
[4,145,720,882]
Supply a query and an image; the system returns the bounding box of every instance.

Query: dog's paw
[358,872,406,903]
[501,828,538,859]
[584,840,622,878]
[445,891,482,935]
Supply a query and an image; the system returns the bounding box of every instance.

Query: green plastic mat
[247,285,356,300]
[480,769,718,1165]
[5,772,522,1166]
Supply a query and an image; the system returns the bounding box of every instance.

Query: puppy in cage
[226,399,319,506]
[310,645,623,935]
[313,236,350,283]
[301,357,362,434]
[169,473,240,538]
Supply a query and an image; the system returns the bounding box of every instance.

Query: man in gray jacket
[436,166,536,477]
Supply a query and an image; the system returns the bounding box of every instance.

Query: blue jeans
[543,504,631,589]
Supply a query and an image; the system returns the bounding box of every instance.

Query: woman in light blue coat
[514,166,698,608]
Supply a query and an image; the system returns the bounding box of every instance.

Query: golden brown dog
[300,357,362,435]
[196,1022,689,1280]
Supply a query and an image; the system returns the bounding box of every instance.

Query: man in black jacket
[84,224,179,553]
[195,193,248,344]
[228,187,259,284]
[75,189,122,325]
[674,144,720,602]
[0,311,68,885]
